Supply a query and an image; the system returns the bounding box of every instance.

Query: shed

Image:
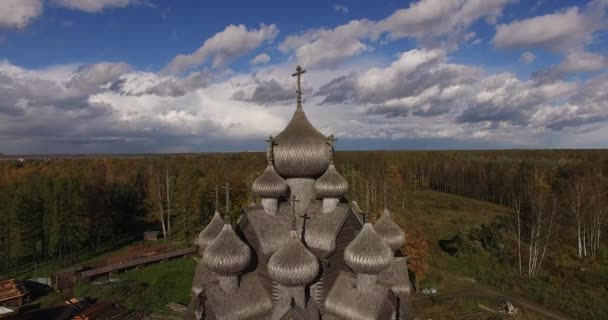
[143,231,160,241]
[0,279,28,308]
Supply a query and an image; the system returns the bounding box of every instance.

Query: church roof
[374,209,406,251]
[268,230,319,287]
[344,223,393,275]
[272,105,329,178]
[314,163,348,198]
[324,272,396,320]
[192,260,217,294]
[378,257,412,295]
[195,210,224,252]
[253,164,289,198]
[241,201,354,257]
[203,224,252,275]
[204,273,273,320]
[274,298,320,320]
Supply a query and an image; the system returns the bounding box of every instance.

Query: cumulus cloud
[532,72,608,130]
[315,48,481,117]
[458,74,578,125]
[558,51,607,73]
[280,0,512,67]
[163,24,278,74]
[312,47,606,134]
[250,53,271,65]
[279,20,375,68]
[493,3,607,52]
[51,0,142,13]
[0,60,286,153]
[333,4,349,14]
[378,0,511,40]
[0,0,43,29]
[519,51,536,64]
[533,50,607,82]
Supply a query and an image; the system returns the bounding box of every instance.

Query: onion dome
[253,165,289,198]
[195,210,224,250]
[272,82,329,178]
[374,209,406,251]
[203,224,252,275]
[267,231,319,286]
[314,152,348,198]
[253,137,289,198]
[345,223,393,274]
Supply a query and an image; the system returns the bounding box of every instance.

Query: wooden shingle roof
[0,279,27,303]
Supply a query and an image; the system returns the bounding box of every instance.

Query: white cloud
[163,24,278,74]
[280,20,375,68]
[378,0,512,40]
[250,53,271,65]
[493,4,606,52]
[533,50,607,82]
[279,0,512,68]
[0,60,287,153]
[558,51,607,73]
[519,51,536,64]
[0,0,43,29]
[51,0,141,13]
[315,48,482,118]
[333,4,349,14]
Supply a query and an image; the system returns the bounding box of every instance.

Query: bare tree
[166,167,171,240]
[565,176,593,259]
[526,168,560,277]
[154,171,167,240]
[511,197,523,276]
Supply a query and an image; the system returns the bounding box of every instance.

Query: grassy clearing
[397,190,608,320]
[413,296,545,320]
[74,256,196,315]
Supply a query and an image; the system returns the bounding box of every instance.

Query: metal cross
[289,194,300,232]
[383,182,388,209]
[326,134,337,161]
[224,182,231,223]
[215,184,219,211]
[299,211,312,243]
[291,65,306,104]
[265,135,276,162]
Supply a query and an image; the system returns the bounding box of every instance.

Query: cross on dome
[291,65,306,107]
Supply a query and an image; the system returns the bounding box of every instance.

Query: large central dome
[272,65,330,179]
[272,105,330,178]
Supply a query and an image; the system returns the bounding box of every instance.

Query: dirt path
[412,278,571,320]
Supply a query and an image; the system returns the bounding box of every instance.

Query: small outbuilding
[0,279,28,308]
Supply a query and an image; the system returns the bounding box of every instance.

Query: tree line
[1,149,606,279]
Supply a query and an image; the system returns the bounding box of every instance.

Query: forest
[0,150,607,312]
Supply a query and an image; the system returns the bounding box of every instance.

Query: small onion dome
[273,107,329,178]
[374,209,405,251]
[195,211,224,250]
[203,224,251,275]
[267,231,319,286]
[252,165,289,198]
[314,163,348,198]
[345,223,392,274]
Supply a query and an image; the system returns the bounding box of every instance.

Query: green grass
[399,190,608,320]
[74,256,196,315]
[398,190,512,242]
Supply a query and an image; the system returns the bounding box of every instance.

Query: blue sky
[0,0,607,154]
